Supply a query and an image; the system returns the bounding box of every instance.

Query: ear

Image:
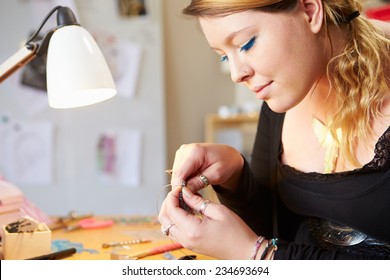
[300,0,323,33]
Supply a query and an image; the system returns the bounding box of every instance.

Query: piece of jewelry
[250,236,265,260]
[321,220,367,246]
[162,222,175,236]
[199,174,209,188]
[164,169,173,175]
[198,199,210,216]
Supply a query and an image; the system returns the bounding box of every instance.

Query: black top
[215,102,390,259]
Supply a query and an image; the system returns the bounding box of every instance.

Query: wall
[0,0,167,216]
[162,0,236,167]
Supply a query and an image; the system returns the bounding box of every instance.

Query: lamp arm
[0,6,61,84]
[0,5,77,84]
[0,44,38,83]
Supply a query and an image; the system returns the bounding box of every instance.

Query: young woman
[159,0,390,259]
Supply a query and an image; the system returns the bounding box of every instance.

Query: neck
[304,76,335,125]
[307,24,349,124]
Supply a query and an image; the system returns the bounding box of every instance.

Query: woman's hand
[158,186,258,259]
[169,143,244,193]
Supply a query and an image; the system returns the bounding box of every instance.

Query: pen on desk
[111,243,183,260]
[26,248,77,260]
[102,238,152,248]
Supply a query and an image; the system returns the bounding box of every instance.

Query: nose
[229,60,252,84]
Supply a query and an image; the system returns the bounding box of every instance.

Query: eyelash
[240,36,257,52]
[220,35,257,63]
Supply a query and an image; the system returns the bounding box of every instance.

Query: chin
[265,100,290,113]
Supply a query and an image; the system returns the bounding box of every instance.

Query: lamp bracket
[0,6,79,83]
[26,6,80,57]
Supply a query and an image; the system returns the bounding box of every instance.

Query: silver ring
[162,223,175,236]
[198,199,210,216]
[178,180,186,187]
[199,174,209,188]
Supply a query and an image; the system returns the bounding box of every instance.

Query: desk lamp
[0,6,116,108]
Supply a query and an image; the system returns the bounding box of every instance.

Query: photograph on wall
[117,0,147,17]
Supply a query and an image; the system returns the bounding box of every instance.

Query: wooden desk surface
[51,216,215,260]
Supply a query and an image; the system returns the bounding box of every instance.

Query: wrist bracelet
[250,236,264,260]
[269,238,279,259]
[260,238,278,260]
[259,241,270,260]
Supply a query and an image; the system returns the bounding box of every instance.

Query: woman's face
[199,8,329,113]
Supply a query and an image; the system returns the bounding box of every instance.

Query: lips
[251,82,272,100]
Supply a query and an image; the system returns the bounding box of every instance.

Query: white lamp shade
[46,25,117,108]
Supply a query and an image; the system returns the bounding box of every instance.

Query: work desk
[50,216,215,260]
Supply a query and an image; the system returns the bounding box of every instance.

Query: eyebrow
[210,26,254,51]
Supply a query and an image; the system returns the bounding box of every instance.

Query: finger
[160,222,175,237]
[158,189,189,240]
[163,187,195,218]
[157,187,181,224]
[181,187,218,218]
[185,173,210,192]
[164,190,203,242]
[170,144,208,189]
[165,221,182,241]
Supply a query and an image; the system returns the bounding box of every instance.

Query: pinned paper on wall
[114,40,143,99]
[96,129,142,187]
[0,116,54,185]
[94,32,143,99]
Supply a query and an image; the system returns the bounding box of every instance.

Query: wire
[155,184,172,215]
[26,6,62,44]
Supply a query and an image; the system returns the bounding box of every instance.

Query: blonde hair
[184,0,390,168]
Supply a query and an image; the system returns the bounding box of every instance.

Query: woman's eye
[240,36,257,52]
[220,55,228,62]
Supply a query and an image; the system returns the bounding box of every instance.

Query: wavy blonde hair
[184,0,390,167]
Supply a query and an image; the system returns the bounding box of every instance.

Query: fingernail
[182,187,193,198]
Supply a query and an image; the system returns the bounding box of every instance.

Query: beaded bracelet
[268,238,278,259]
[250,236,264,260]
[260,238,278,260]
[259,240,270,260]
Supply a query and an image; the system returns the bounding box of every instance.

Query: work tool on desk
[65,217,114,231]
[26,248,77,260]
[102,238,152,248]
[49,211,94,230]
[163,251,197,260]
[111,242,183,260]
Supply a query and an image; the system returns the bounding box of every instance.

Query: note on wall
[94,33,143,99]
[96,129,142,188]
[0,116,54,185]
